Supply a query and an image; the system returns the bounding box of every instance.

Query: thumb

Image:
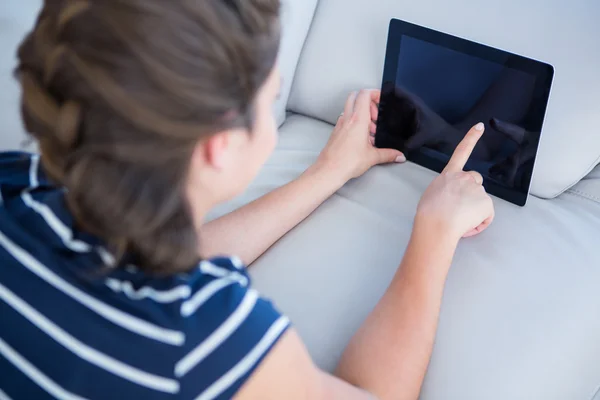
[375,148,406,165]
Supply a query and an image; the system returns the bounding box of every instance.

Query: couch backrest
[275,0,320,126]
[287,0,600,199]
[0,0,41,151]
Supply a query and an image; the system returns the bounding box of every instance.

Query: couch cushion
[208,114,329,220]
[222,114,600,400]
[568,164,600,205]
[287,0,600,199]
[0,0,41,151]
[273,0,319,127]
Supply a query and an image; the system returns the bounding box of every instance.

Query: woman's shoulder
[0,245,289,399]
[100,256,249,311]
[0,152,39,191]
[104,255,291,399]
[171,257,290,399]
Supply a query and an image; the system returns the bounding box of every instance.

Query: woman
[0,1,494,399]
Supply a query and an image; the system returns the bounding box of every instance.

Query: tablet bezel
[375,18,554,206]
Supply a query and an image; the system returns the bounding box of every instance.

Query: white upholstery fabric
[287,0,600,199]
[242,115,600,400]
[274,0,319,127]
[0,0,41,151]
[569,164,600,204]
[208,114,329,220]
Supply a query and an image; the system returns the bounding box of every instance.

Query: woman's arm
[235,123,494,400]
[199,162,345,265]
[334,220,456,399]
[235,222,456,400]
[200,90,405,265]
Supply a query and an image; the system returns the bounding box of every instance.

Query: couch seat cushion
[222,114,600,400]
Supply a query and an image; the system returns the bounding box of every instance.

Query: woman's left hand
[315,89,406,182]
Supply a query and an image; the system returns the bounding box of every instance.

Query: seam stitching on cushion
[551,156,600,198]
[565,188,600,204]
[568,188,600,202]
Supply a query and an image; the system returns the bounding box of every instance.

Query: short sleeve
[0,152,33,201]
[177,257,290,400]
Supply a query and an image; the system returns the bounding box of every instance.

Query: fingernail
[475,122,485,131]
[395,154,406,163]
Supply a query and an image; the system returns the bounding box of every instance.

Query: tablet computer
[375,19,554,206]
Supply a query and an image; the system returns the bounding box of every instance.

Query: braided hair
[16,0,281,274]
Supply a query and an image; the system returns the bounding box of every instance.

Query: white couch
[3,1,600,399]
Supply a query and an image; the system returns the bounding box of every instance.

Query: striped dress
[0,152,290,399]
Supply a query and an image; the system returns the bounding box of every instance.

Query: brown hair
[16,0,281,274]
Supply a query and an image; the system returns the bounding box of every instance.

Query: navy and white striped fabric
[0,152,290,399]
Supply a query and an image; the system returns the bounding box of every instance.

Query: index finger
[443,122,485,173]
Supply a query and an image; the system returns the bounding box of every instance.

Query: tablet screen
[376,19,554,206]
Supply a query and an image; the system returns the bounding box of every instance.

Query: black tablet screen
[376,19,554,206]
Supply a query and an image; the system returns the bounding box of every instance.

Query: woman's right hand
[416,122,495,239]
